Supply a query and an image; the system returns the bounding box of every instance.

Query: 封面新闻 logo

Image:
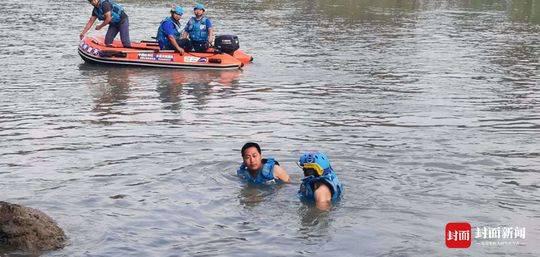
[445,222,472,248]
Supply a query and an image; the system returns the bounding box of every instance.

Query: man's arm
[208,27,214,46]
[162,22,185,54]
[80,16,97,39]
[95,11,112,30]
[167,35,184,54]
[181,31,189,39]
[181,20,190,39]
[314,183,332,211]
[207,19,214,45]
[273,165,290,183]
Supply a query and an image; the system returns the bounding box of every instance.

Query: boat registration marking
[184,56,201,63]
[138,53,174,61]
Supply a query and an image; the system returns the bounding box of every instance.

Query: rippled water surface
[1,0,539,256]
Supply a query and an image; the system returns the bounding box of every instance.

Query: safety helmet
[298,152,331,177]
[172,6,184,15]
[194,3,205,11]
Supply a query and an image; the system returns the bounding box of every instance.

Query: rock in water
[0,201,66,252]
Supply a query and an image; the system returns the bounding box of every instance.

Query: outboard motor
[214,35,240,55]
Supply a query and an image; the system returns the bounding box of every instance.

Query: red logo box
[445,222,472,248]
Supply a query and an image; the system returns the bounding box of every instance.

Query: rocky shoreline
[0,202,66,254]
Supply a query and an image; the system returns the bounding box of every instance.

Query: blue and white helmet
[298,151,331,176]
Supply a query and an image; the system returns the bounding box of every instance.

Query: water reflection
[155,69,242,88]
[507,0,539,23]
[297,0,539,24]
[81,65,134,116]
[80,64,243,115]
[156,76,183,112]
[237,184,284,208]
[156,69,242,110]
[296,205,331,243]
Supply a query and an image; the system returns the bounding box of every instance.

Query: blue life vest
[186,17,209,43]
[299,167,343,202]
[237,158,278,185]
[156,17,181,50]
[95,0,124,24]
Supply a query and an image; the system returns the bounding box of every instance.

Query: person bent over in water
[237,142,290,185]
[297,152,343,210]
[156,6,186,55]
[80,0,131,47]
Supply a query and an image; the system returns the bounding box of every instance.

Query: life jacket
[156,17,181,50]
[299,167,343,202]
[186,16,209,43]
[95,0,124,24]
[237,158,277,185]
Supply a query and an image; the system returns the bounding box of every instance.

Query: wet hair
[241,142,261,157]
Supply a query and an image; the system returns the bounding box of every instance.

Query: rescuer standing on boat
[80,0,131,48]
[181,3,214,52]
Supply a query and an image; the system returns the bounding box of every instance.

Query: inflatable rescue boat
[78,35,252,70]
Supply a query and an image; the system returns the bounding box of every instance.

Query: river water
[0,0,539,256]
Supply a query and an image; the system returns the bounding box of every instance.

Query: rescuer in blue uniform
[181,3,214,52]
[156,6,186,54]
[80,0,131,48]
[297,152,343,210]
[237,142,291,185]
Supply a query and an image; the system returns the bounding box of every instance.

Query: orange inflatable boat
[78,36,253,70]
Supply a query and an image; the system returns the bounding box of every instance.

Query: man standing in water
[80,0,131,48]
[237,142,291,184]
[156,6,186,54]
[181,3,214,52]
